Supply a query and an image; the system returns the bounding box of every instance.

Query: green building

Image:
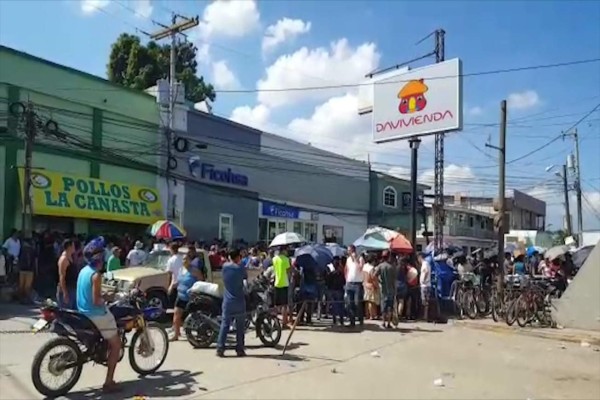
[0,46,164,239]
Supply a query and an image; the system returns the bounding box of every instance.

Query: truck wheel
[146,291,168,310]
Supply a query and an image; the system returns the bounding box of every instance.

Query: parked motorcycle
[30,289,169,398]
[183,273,282,348]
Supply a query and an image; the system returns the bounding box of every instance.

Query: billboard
[372,58,462,143]
[357,66,410,115]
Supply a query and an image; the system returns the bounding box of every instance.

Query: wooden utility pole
[22,102,36,239]
[150,14,199,219]
[486,100,507,293]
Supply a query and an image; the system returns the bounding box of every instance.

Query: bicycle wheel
[491,291,502,322]
[464,291,478,319]
[516,296,533,328]
[505,299,518,326]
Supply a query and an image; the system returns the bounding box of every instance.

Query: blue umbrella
[294,244,333,270]
[325,243,346,257]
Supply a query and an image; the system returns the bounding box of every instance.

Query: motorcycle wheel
[256,313,282,347]
[129,322,169,376]
[184,312,217,349]
[31,337,83,398]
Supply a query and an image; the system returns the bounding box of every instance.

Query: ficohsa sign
[372,58,463,143]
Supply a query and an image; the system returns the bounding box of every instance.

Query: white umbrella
[364,226,400,241]
[546,245,570,261]
[269,232,306,247]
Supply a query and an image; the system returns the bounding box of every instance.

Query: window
[219,214,233,245]
[469,216,474,227]
[383,186,397,208]
[323,225,344,245]
[304,222,317,242]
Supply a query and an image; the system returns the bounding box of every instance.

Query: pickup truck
[102,247,261,309]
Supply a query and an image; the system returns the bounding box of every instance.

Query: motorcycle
[183,273,282,349]
[30,289,169,398]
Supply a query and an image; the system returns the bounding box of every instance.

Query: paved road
[1,308,599,400]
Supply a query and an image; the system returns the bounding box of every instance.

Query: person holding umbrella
[273,246,292,327]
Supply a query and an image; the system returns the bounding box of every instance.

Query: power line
[506,102,600,165]
[4,57,599,93]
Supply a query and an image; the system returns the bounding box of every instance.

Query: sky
[1,0,599,231]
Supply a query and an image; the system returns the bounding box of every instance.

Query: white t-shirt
[127,249,147,266]
[166,254,183,281]
[346,255,364,283]
[420,260,431,287]
[2,237,21,258]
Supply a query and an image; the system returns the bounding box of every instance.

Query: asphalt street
[1,305,599,400]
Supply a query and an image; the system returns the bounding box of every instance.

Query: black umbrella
[572,245,595,269]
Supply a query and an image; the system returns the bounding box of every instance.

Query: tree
[107,33,216,103]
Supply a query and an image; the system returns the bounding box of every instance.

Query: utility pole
[22,102,36,239]
[563,129,583,244]
[433,29,446,254]
[409,138,421,259]
[150,14,199,220]
[561,164,573,236]
[486,100,507,293]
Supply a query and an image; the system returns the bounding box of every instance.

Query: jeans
[300,284,317,324]
[327,290,345,322]
[56,287,77,310]
[344,282,364,325]
[217,302,246,352]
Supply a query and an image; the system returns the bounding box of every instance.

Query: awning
[19,168,164,224]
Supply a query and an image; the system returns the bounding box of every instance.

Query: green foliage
[107,33,216,103]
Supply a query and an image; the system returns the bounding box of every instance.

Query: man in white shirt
[166,243,183,306]
[419,253,432,321]
[126,241,147,267]
[2,229,21,275]
[344,245,364,327]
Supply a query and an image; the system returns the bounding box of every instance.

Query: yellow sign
[19,169,164,224]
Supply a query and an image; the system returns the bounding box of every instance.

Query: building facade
[0,46,164,239]
[368,170,429,233]
[447,190,546,231]
[166,109,370,245]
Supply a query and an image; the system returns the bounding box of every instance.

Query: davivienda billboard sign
[372,58,463,143]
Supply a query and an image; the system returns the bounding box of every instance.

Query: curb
[454,320,600,346]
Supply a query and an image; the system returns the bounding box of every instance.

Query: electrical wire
[4,58,599,93]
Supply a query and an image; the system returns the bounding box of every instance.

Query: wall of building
[0,46,164,237]
[184,182,259,243]
[0,145,5,237]
[180,110,370,212]
[369,171,426,231]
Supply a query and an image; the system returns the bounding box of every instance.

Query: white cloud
[527,186,600,231]
[467,106,483,116]
[508,90,540,110]
[419,164,477,194]
[262,18,311,53]
[257,38,380,108]
[230,104,272,131]
[133,0,153,19]
[197,0,260,39]
[80,0,109,15]
[211,60,239,89]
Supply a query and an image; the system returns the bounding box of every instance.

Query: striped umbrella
[149,220,186,240]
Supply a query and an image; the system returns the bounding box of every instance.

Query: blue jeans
[217,302,245,352]
[344,282,364,325]
[327,290,345,322]
[56,287,77,310]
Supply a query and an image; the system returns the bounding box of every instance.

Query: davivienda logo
[188,156,249,187]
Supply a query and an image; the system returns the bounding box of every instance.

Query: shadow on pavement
[0,303,40,321]
[294,322,443,335]
[59,369,204,400]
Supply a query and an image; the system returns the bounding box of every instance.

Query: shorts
[421,286,432,305]
[381,295,395,313]
[274,287,289,306]
[89,312,118,340]
[175,297,189,310]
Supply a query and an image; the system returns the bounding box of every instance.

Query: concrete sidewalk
[455,318,600,346]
